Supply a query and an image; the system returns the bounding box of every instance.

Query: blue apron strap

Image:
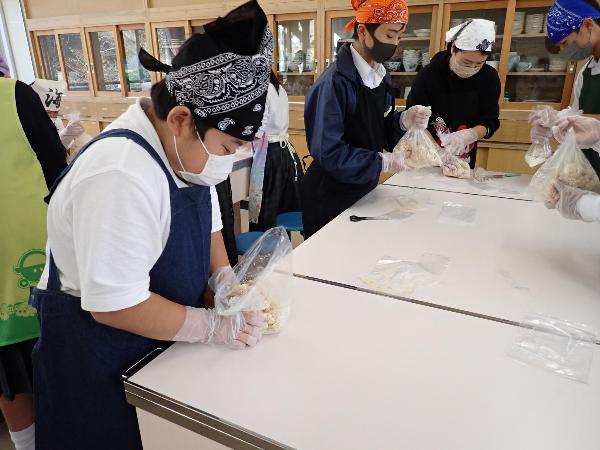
[45,128,179,204]
[46,252,61,291]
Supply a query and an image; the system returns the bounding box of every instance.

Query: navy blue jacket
[304,44,403,184]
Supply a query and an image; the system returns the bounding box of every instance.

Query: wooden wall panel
[24,0,145,19]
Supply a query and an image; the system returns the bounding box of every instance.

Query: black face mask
[363,30,397,63]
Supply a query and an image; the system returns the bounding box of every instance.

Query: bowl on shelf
[548,56,567,71]
[421,51,430,66]
[508,52,521,71]
[384,61,402,72]
[486,60,500,70]
[522,56,540,65]
[516,62,533,72]
[413,28,431,38]
[402,59,419,72]
[451,18,463,28]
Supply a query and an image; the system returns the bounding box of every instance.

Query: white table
[385,167,532,201]
[125,278,600,450]
[293,185,600,332]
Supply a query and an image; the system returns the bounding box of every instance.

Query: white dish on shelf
[529,67,545,72]
[486,61,499,70]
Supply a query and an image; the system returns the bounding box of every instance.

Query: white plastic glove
[440,150,462,172]
[174,306,267,349]
[545,181,588,221]
[380,152,410,173]
[400,105,432,131]
[208,266,237,294]
[440,128,479,156]
[528,107,558,144]
[552,115,600,151]
[59,120,85,149]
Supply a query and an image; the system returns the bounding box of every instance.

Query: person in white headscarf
[405,18,501,172]
[31,79,86,150]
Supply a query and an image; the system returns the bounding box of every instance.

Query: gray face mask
[560,31,594,61]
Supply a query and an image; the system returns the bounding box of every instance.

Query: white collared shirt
[570,57,600,110]
[38,98,223,312]
[350,44,386,89]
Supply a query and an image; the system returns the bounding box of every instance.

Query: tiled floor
[0,421,15,450]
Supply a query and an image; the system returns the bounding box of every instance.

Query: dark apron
[302,81,387,238]
[250,140,304,232]
[30,129,212,450]
[578,66,600,178]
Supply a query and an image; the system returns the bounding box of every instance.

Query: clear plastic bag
[359,254,450,296]
[438,201,477,225]
[376,194,427,221]
[527,129,600,204]
[525,107,581,168]
[214,227,293,334]
[393,127,442,169]
[508,313,597,383]
[64,112,92,161]
[442,159,471,179]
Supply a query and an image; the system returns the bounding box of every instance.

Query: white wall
[0,0,34,82]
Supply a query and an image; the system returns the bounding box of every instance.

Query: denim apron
[30,129,212,450]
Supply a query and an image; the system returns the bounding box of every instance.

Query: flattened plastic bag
[527,129,600,203]
[508,313,597,383]
[359,254,450,296]
[214,227,293,334]
[393,128,442,169]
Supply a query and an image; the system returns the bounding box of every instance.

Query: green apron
[578,64,600,177]
[0,78,48,346]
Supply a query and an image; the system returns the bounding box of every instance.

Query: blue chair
[235,231,264,255]
[275,212,303,233]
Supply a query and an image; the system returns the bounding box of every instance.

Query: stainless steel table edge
[122,346,293,450]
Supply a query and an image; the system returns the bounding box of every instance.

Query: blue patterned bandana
[547,0,600,43]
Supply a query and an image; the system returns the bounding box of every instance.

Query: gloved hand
[400,105,431,131]
[380,152,410,173]
[59,120,85,149]
[440,150,462,172]
[174,306,267,349]
[208,266,237,294]
[545,181,588,220]
[528,107,558,144]
[440,128,479,156]
[552,115,600,151]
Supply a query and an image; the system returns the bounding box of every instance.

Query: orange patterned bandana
[344,0,409,32]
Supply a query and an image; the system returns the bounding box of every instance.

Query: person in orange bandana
[302,0,432,237]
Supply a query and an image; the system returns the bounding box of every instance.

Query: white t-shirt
[38,98,222,312]
[256,83,290,143]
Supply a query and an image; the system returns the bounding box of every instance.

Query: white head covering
[31,78,67,112]
[445,18,496,52]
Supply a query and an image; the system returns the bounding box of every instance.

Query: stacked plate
[403,49,420,72]
[451,18,463,28]
[525,13,545,34]
[513,12,526,35]
[414,28,431,38]
[543,14,548,33]
[549,56,567,72]
[421,51,430,66]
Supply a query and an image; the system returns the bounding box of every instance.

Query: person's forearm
[210,230,231,274]
[91,293,186,341]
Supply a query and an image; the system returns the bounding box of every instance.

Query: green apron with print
[0,78,47,346]
[578,65,600,177]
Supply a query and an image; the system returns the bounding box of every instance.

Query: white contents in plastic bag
[508,313,597,383]
[438,201,477,225]
[359,254,450,296]
[442,159,471,179]
[528,129,600,203]
[215,227,293,334]
[393,128,443,169]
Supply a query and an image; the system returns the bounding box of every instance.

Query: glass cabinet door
[89,30,122,93]
[504,4,569,105]
[389,10,434,100]
[156,26,186,66]
[276,17,316,97]
[58,32,90,92]
[37,34,62,81]
[330,16,354,64]
[120,28,152,93]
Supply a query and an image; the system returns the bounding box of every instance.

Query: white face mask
[174,133,236,186]
[450,55,483,79]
